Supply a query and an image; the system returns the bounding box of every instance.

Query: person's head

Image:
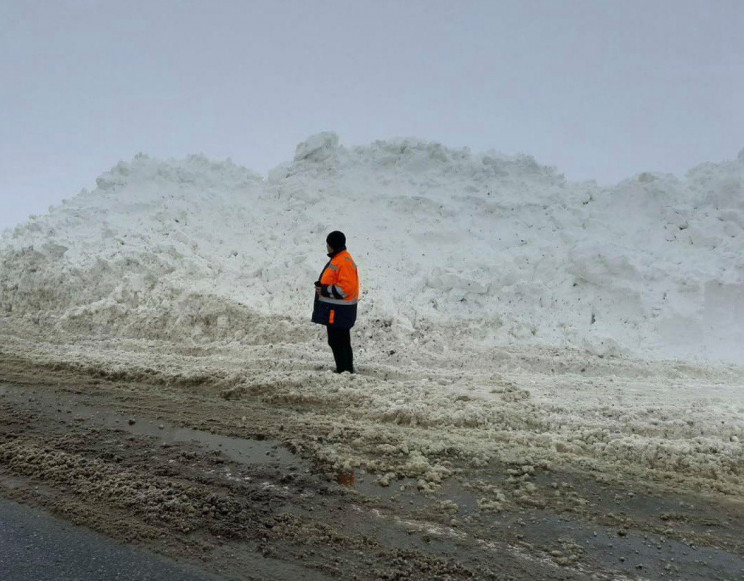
[326,230,346,253]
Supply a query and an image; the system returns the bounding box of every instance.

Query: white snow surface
[1,133,743,363]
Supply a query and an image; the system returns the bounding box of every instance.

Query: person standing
[312,231,360,373]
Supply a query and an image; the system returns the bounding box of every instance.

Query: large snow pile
[1,133,743,363]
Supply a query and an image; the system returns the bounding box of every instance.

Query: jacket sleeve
[319,262,340,298]
[334,257,358,300]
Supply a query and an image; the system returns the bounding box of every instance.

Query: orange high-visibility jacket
[318,249,360,304]
[312,249,360,328]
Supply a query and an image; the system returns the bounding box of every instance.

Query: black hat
[326,230,346,251]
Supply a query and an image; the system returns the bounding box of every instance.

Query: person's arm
[318,263,340,298]
[331,258,357,300]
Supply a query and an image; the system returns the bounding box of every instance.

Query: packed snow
[1,133,743,497]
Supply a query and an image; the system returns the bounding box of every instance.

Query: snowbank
[1,142,743,500]
[1,134,742,364]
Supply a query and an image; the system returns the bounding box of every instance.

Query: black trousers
[327,326,354,373]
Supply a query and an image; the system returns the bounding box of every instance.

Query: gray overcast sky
[1,0,743,232]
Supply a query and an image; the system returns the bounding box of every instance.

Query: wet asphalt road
[0,496,212,581]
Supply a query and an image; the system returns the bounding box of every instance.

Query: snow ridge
[1,134,743,363]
